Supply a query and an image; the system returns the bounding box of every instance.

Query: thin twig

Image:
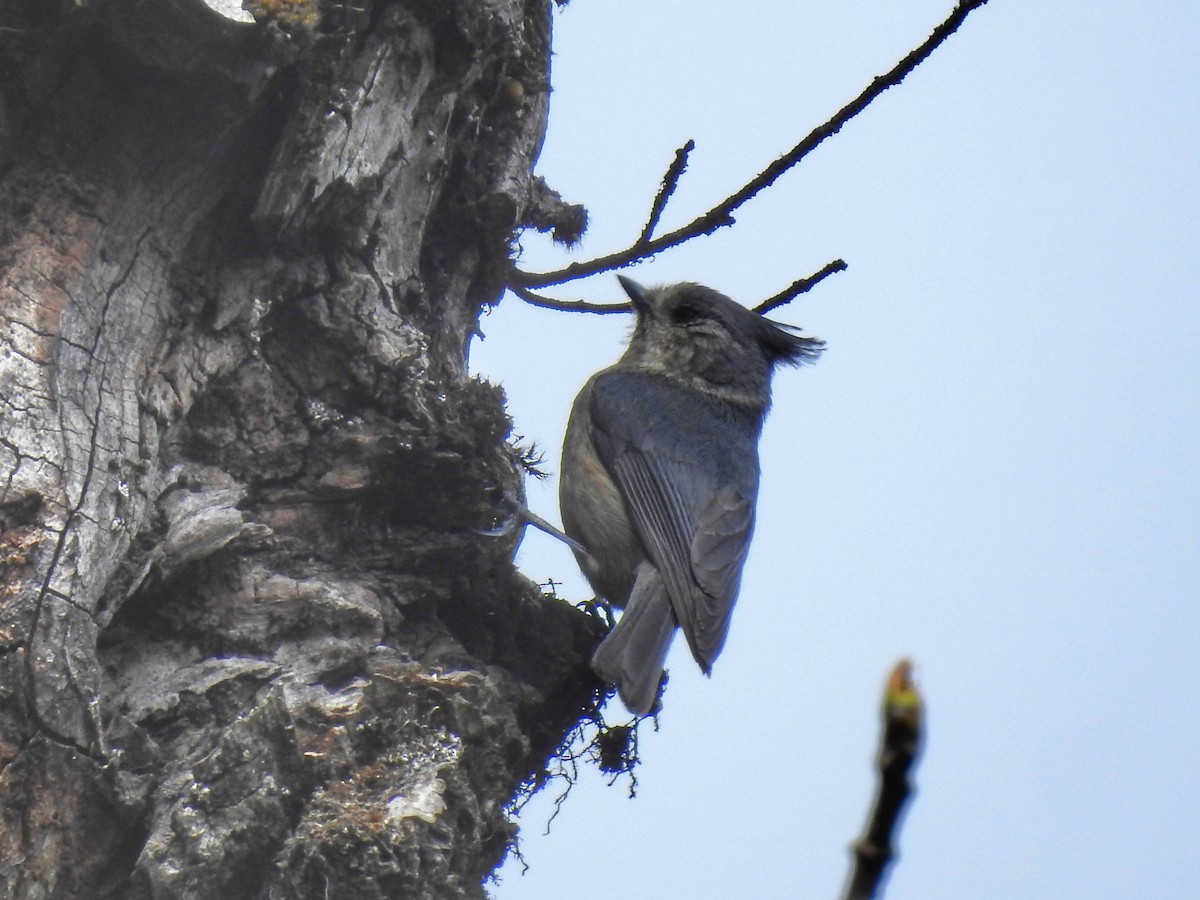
[507,283,631,314]
[753,259,848,314]
[510,0,992,290]
[637,140,695,245]
[842,660,924,900]
[513,258,846,317]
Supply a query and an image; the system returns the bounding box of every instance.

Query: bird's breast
[560,391,644,606]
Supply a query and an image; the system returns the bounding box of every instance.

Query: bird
[559,275,823,714]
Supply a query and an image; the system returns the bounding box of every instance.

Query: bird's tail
[591,563,676,716]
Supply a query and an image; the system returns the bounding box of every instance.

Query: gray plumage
[560,277,822,715]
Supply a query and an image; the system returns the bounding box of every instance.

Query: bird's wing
[687,483,755,663]
[589,371,759,670]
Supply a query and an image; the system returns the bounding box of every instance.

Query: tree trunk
[0,1,598,897]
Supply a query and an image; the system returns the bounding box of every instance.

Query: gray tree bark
[0,1,598,897]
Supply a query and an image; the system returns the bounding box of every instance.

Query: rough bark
[0,1,599,897]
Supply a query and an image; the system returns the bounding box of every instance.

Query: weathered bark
[0,1,599,897]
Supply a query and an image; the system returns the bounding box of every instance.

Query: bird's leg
[520,508,591,558]
[576,595,615,628]
[477,494,596,564]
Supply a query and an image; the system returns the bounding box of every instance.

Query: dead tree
[0,1,599,897]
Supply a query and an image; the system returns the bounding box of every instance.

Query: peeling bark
[0,1,599,896]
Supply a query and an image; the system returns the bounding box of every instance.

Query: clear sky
[472,2,1199,898]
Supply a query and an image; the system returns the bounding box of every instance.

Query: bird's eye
[670,303,705,326]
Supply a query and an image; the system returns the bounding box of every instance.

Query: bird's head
[617,276,823,408]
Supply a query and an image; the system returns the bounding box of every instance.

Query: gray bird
[560,276,823,715]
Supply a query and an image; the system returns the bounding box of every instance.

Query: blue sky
[472,2,1199,898]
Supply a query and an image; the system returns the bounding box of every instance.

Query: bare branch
[637,140,695,245]
[511,259,846,317]
[510,0,992,290]
[511,259,845,317]
[842,660,924,900]
[507,283,631,315]
[753,259,848,315]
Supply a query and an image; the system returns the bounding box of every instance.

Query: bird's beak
[617,275,651,315]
